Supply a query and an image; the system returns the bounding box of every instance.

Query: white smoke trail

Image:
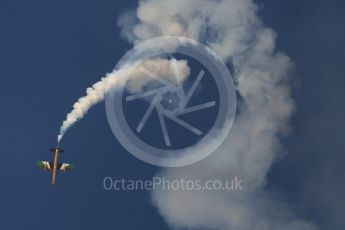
[118,0,318,229]
[57,58,190,143]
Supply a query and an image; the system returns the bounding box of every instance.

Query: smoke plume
[118,0,318,229]
[57,58,190,143]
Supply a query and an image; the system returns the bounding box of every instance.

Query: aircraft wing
[37,161,73,171]
[59,163,74,171]
[37,161,53,170]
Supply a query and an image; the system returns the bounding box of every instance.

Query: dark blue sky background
[0,0,344,229]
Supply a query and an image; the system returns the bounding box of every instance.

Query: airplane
[37,147,73,185]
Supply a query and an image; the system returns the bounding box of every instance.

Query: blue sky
[0,0,344,229]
